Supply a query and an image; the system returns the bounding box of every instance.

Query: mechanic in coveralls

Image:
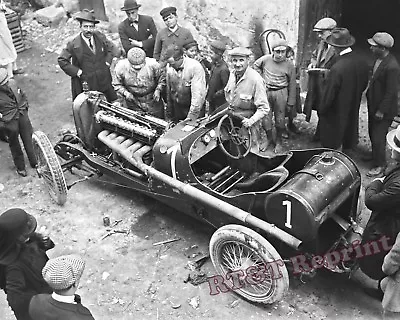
[165,45,206,122]
[224,47,270,152]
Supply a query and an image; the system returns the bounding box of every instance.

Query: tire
[209,224,289,304]
[32,131,67,205]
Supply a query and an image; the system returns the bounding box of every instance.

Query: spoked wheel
[32,131,67,205]
[217,114,252,159]
[210,224,289,304]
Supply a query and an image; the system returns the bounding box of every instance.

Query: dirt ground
[0,38,390,319]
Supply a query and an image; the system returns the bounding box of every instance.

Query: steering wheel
[217,113,252,159]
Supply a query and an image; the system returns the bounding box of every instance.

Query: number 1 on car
[282,200,292,229]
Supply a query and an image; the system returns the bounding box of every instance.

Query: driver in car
[224,47,270,152]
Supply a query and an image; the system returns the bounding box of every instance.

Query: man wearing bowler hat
[365,32,400,178]
[319,27,369,151]
[58,9,118,102]
[153,6,194,62]
[206,40,229,114]
[118,0,158,58]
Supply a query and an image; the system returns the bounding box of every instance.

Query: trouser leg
[18,112,37,168]
[5,119,25,170]
[371,118,392,167]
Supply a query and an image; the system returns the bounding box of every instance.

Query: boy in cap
[183,39,211,83]
[165,45,206,122]
[206,40,229,114]
[304,17,338,141]
[113,47,165,118]
[254,38,297,153]
[0,67,37,177]
[224,47,270,151]
[29,254,95,320]
[0,208,54,320]
[58,9,118,102]
[118,0,158,57]
[153,6,194,62]
[365,32,400,178]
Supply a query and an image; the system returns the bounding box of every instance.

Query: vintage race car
[33,91,363,304]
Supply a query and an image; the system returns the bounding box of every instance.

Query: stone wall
[104,0,300,54]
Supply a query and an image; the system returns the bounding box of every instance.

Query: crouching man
[113,47,165,118]
[165,45,206,122]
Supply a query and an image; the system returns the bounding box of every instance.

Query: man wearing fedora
[365,32,400,178]
[118,0,158,58]
[58,9,118,102]
[356,125,400,306]
[319,27,369,150]
[153,6,194,62]
[304,17,338,141]
[0,67,37,177]
[206,40,229,114]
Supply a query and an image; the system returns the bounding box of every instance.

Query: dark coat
[366,53,400,120]
[319,51,369,149]
[303,41,337,121]
[58,31,116,100]
[29,294,95,320]
[2,236,53,320]
[359,164,400,280]
[206,59,229,112]
[0,79,29,124]
[118,15,158,57]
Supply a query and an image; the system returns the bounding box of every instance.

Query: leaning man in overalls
[165,45,206,122]
[224,47,270,152]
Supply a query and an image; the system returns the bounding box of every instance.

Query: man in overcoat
[118,0,157,58]
[365,32,400,178]
[153,6,194,63]
[319,28,369,150]
[58,9,117,102]
[303,17,338,141]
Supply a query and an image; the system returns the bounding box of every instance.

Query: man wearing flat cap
[364,32,400,178]
[165,45,206,122]
[304,17,338,141]
[0,208,54,320]
[319,27,369,151]
[206,40,229,114]
[153,6,194,62]
[118,0,158,58]
[224,47,270,151]
[113,47,165,118]
[254,38,297,153]
[58,9,118,102]
[29,254,95,319]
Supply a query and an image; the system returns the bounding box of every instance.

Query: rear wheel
[32,131,67,205]
[209,224,289,304]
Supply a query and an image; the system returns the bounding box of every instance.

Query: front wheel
[32,131,67,205]
[209,224,289,304]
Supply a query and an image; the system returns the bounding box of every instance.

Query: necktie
[88,38,94,51]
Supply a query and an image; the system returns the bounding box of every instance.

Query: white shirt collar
[168,25,179,33]
[339,47,352,56]
[52,292,77,304]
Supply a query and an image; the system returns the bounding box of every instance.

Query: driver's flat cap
[228,47,251,57]
[313,17,337,31]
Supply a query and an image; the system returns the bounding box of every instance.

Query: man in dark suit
[365,32,400,177]
[303,18,338,141]
[58,9,117,102]
[118,0,157,58]
[319,28,369,150]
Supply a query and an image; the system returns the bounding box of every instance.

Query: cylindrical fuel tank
[264,151,360,242]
